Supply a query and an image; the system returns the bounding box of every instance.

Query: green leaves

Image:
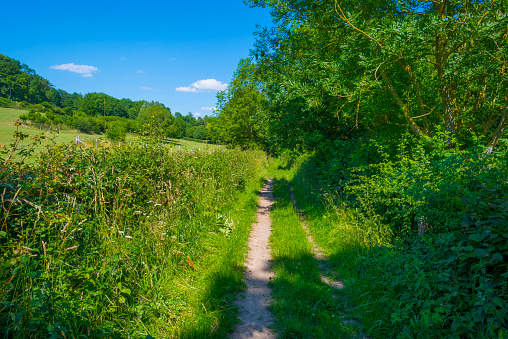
[215,59,267,147]
[246,0,508,153]
[1,136,268,337]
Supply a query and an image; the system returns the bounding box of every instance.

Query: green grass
[165,138,223,152]
[0,107,223,162]
[287,156,395,337]
[266,162,366,338]
[1,138,268,338]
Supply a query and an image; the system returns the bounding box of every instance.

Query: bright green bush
[0,98,10,107]
[106,123,126,142]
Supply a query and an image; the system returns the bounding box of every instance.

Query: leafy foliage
[215,59,267,147]
[288,136,508,338]
[0,129,266,337]
[241,0,508,151]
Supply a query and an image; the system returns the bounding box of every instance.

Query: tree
[247,0,508,151]
[106,123,126,142]
[136,105,176,139]
[193,125,207,140]
[215,58,266,146]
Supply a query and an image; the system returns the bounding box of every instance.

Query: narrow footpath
[230,178,276,339]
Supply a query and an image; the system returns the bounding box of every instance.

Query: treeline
[0,54,220,142]
[218,0,508,337]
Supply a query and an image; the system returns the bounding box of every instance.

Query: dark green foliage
[0,54,54,105]
[0,98,10,107]
[240,0,508,152]
[215,59,266,147]
[289,140,508,338]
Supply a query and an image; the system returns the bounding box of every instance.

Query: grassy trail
[267,170,368,338]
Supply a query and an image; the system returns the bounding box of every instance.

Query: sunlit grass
[0,107,223,164]
[0,136,268,337]
[266,163,364,338]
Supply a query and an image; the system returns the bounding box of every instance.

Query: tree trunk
[485,103,508,153]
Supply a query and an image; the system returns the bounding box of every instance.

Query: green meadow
[0,107,221,158]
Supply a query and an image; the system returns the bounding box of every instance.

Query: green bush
[106,123,126,142]
[0,135,266,337]
[292,134,508,338]
[0,97,10,107]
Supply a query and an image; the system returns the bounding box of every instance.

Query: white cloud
[193,113,202,117]
[141,87,153,90]
[50,63,99,78]
[120,57,127,60]
[136,70,145,74]
[175,79,228,93]
[201,106,216,111]
[192,79,228,91]
[175,86,199,93]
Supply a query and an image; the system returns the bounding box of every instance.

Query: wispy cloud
[176,79,228,93]
[136,70,145,74]
[193,113,202,117]
[120,57,127,60]
[141,87,153,90]
[50,63,99,78]
[201,106,216,111]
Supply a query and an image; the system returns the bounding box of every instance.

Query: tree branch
[379,69,425,137]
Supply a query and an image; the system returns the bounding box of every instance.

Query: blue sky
[1,0,272,117]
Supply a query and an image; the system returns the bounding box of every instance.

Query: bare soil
[229,179,276,339]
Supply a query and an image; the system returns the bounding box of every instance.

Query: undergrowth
[267,164,365,338]
[288,133,508,339]
[0,125,268,338]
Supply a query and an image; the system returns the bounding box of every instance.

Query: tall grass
[0,129,268,338]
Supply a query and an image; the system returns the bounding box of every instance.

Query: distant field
[0,107,222,160]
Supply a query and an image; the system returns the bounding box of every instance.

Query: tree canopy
[223,0,507,152]
[215,59,266,147]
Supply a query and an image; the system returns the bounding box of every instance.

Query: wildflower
[161,233,166,236]
[155,203,162,206]
[125,236,132,239]
[118,231,124,234]
[135,211,141,214]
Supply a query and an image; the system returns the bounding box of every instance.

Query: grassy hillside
[0,107,221,160]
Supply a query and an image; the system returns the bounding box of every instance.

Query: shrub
[0,97,10,107]
[0,135,266,337]
[106,124,126,142]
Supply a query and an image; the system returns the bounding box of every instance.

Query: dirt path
[230,179,276,339]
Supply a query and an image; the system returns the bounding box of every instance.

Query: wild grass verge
[267,165,364,338]
[0,129,268,338]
